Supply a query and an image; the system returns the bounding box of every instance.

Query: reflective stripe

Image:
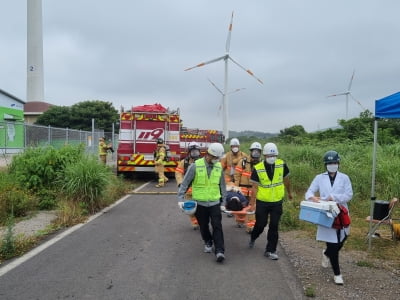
[242,171,251,177]
[235,166,243,172]
[175,167,184,174]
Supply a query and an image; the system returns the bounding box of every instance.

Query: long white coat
[305,171,353,243]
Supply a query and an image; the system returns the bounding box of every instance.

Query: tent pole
[368,119,378,250]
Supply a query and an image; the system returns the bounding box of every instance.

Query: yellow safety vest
[192,158,222,202]
[254,159,285,202]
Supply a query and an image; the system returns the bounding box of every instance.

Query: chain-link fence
[0,121,118,159]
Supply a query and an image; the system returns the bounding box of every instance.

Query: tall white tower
[27,0,44,102]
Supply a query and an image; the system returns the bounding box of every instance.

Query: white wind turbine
[207,78,246,116]
[185,11,263,140]
[326,70,366,119]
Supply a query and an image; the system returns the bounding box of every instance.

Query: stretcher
[221,205,255,233]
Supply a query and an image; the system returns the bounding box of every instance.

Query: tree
[35,106,72,128]
[279,125,306,138]
[70,101,119,132]
[35,100,119,132]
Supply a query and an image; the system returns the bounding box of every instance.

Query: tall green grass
[60,157,113,213]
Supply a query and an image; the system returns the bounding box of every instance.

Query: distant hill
[229,130,278,139]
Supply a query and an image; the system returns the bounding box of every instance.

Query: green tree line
[35,100,119,132]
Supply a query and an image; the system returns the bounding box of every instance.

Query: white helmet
[188,141,200,150]
[250,142,262,151]
[208,142,225,158]
[179,200,197,215]
[229,138,240,146]
[263,143,279,155]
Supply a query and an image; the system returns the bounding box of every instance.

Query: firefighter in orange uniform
[175,141,202,229]
[220,138,249,184]
[154,138,169,187]
[233,142,263,231]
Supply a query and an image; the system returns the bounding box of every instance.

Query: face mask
[327,164,339,173]
[190,149,200,159]
[266,157,276,164]
[251,150,261,158]
[231,147,239,153]
[211,159,219,164]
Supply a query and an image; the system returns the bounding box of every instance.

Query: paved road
[0,179,304,300]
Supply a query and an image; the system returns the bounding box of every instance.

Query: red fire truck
[179,127,225,157]
[117,103,224,176]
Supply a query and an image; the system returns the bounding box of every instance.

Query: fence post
[48,125,51,145]
[92,118,95,154]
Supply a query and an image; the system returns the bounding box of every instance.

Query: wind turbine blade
[217,101,222,116]
[326,92,349,98]
[347,69,355,91]
[229,56,264,84]
[349,93,367,111]
[208,78,224,95]
[227,87,246,95]
[225,11,234,53]
[184,55,226,71]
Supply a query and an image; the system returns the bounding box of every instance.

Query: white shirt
[305,171,353,243]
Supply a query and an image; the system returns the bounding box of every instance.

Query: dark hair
[226,196,243,211]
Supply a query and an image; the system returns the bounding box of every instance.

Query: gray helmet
[323,150,340,164]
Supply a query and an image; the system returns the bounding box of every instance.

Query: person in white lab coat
[305,150,353,285]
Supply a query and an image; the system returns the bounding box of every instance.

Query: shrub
[0,217,16,259]
[36,189,59,210]
[0,172,36,224]
[9,145,85,191]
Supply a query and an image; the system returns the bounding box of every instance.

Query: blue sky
[1,0,400,133]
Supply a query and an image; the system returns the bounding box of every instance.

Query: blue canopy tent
[368,91,400,248]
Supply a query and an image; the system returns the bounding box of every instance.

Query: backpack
[332,204,351,229]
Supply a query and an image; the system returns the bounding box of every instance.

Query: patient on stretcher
[225,190,249,211]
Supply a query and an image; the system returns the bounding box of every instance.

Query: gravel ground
[280,230,400,299]
[1,212,400,299]
[0,211,57,238]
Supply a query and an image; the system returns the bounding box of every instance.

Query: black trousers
[325,231,347,275]
[251,200,283,253]
[195,204,225,254]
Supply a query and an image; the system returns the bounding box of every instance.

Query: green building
[0,89,25,153]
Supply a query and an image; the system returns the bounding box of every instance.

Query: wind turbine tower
[27,0,44,102]
[185,12,263,140]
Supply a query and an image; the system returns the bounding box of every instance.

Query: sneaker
[204,243,213,253]
[334,274,344,285]
[322,249,329,268]
[264,251,279,260]
[248,239,255,249]
[216,252,225,263]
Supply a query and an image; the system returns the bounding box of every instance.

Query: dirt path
[280,231,400,299]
